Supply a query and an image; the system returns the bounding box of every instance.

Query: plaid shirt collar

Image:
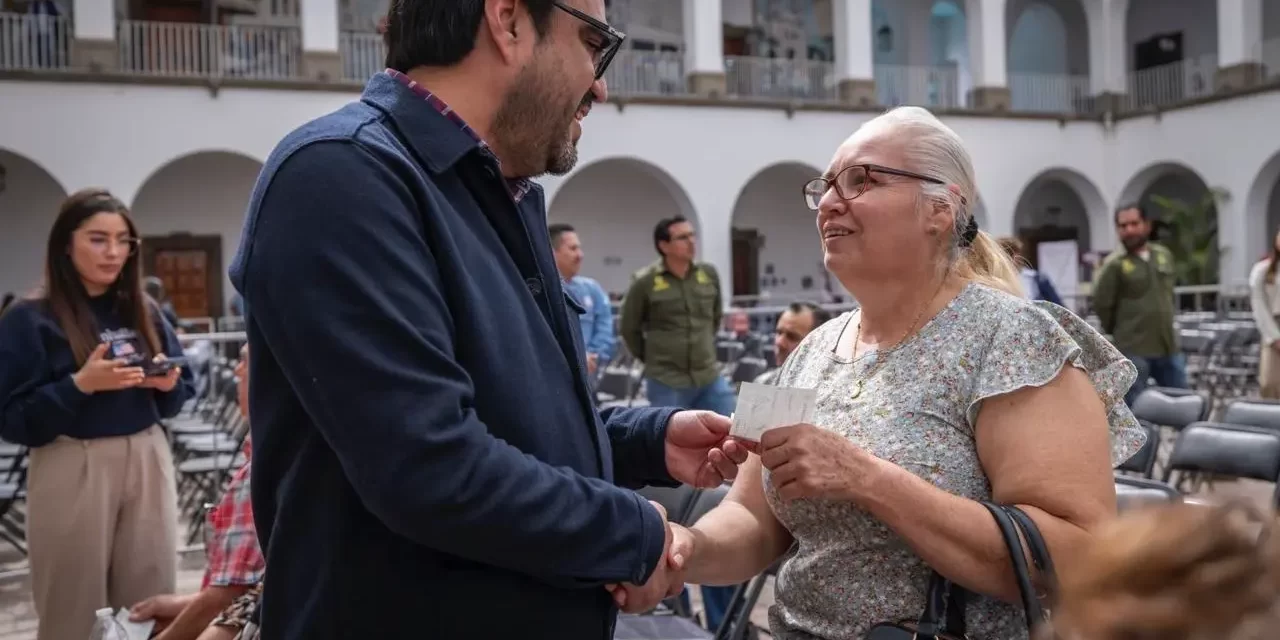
[387,69,533,203]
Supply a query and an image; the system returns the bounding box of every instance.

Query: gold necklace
[848,277,950,400]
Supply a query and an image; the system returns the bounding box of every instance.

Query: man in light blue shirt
[550,224,615,380]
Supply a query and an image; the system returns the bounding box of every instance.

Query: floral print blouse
[764,282,1146,640]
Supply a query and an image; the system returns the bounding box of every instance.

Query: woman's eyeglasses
[802,164,945,210]
[86,234,141,256]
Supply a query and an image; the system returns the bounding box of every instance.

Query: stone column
[832,0,876,106]
[71,0,116,72]
[301,0,342,82]
[683,0,726,97]
[1216,0,1265,91]
[1085,0,1129,113]
[964,0,1010,111]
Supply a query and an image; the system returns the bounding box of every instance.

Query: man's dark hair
[1114,202,1148,224]
[548,223,575,248]
[788,301,831,328]
[653,215,689,255]
[385,0,558,71]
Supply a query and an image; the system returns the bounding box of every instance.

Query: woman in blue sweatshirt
[0,188,194,640]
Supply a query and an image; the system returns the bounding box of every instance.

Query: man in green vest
[618,214,736,631]
[1092,203,1186,406]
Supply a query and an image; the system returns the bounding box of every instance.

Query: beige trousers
[27,425,178,640]
[1262,346,1280,399]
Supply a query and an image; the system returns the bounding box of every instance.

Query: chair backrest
[731,357,768,384]
[683,484,730,526]
[596,371,634,400]
[1114,475,1181,512]
[1221,398,1280,434]
[1115,421,1161,477]
[1131,388,1209,430]
[636,485,699,526]
[1166,422,1280,484]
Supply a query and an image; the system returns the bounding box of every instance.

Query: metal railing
[1123,52,1219,111]
[605,49,687,97]
[874,63,963,109]
[724,55,838,102]
[0,11,69,71]
[1008,71,1092,114]
[117,19,301,80]
[339,30,383,83]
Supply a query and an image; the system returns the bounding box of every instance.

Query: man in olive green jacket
[619,216,734,416]
[1092,204,1186,406]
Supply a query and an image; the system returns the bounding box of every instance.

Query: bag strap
[979,501,1044,626]
[1002,505,1057,594]
[911,572,968,639]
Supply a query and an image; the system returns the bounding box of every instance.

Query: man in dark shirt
[228,1,747,638]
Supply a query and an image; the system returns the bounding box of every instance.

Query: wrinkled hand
[139,355,182,392]
[665,411,750,488]
[605,502,692,612]
[758,423,878,502]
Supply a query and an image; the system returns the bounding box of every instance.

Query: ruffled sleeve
[966,301,1147,468]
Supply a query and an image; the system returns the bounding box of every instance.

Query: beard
[491,61,589,178]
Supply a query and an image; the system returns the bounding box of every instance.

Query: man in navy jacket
[228,1,748,638]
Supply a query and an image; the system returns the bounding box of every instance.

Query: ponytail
[956,230,1024,298]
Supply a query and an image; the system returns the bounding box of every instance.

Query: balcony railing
[875,63,962,109]
[0,11,70,71]
[605,49,687,97]
[118,20,301,80]
[724,56,837,102]
[1008,71,1092,114]
[339,30,383,83]
[1123,52,1219,111]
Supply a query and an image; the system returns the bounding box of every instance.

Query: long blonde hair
[865,107,1023,296]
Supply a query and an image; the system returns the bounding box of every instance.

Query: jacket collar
[360,71,482,175]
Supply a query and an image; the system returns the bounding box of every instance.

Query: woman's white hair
[855,106,1022,296]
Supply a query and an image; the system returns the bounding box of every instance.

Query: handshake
[604,500,695,613]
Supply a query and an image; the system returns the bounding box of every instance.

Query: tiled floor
[0,479,1269,639]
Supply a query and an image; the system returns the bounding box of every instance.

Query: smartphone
[143,356,188,377]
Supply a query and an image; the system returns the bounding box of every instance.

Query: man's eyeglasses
[554,1,626,80]
[802,164,944,210]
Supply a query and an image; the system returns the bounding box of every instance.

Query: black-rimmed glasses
[802,164,944,210]
[554,1,626,79]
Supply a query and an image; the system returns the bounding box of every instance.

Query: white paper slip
[114,608,156,640]
[730,382,817,441]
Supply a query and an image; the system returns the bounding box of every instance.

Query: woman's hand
[758,423,882,502]
[139,355,182,392]
[72,343,145,394]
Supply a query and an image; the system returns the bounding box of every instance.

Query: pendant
[851,379,864,400]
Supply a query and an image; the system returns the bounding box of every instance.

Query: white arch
[547,156,699,296]
[1116,161,1213,208]
[730,161,827,299]
[0,149,69,297]
[131,150,265,317]
[1245,149,1280,255]
[1012,167,1107,249]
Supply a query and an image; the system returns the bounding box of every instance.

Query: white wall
[4,77,1280,293]
[731,163,834,298]
[128,152,263,310]
[0,150,67,298]
[1013,178,1092,250]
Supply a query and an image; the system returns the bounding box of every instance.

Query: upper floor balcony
[2,0,1280,118]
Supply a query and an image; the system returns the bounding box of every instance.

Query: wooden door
[142,234,223,320]
[732,228,762,299]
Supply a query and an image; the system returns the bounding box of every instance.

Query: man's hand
[605,501,689,612]
[586,353,599,375]
[665,411,750,488]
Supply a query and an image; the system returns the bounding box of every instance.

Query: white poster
[1037,240,1080,310]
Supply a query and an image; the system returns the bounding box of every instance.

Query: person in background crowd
[1092,204,1186,406]
[550,223,615,380]
[754,301,832,386]
[1249,228,1280,398]
[129,345,262,640]
[618,215,737,630]
[997,236,1064,306]
[145,275,182,328]
[0,188,194,640]
[227,0,748,637]
[0,293,15,315]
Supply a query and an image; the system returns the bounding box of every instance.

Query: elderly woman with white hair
[621,107,1147,639]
